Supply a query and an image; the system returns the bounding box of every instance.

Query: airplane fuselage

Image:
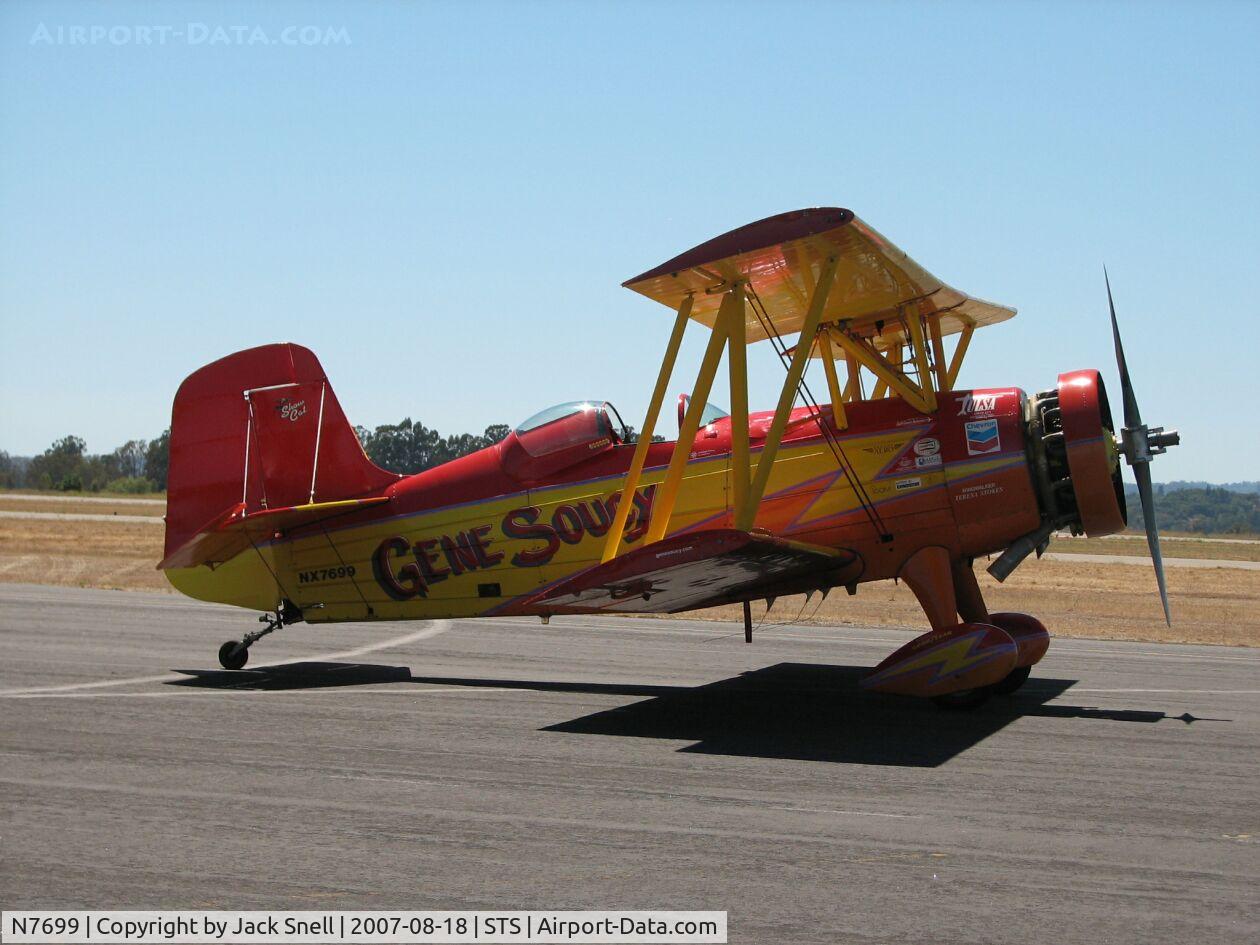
[167,386,1040,622]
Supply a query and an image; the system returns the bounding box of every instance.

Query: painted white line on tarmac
[1062,688,1260,694]
[0,493,164,506]
[0,620,453,696]
[0,510,162,524]
[1048,649,1260,664]
[1055,531,1260,546]
[327,774,922,819]
[3,686,524,699]
[762,804,923,819]
[1042,551,1260,570]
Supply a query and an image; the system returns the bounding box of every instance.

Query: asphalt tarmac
[1,584,1257,944]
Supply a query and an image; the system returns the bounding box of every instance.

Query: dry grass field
[0,517,170,593]
[702,558,1259,647]
[1,491,1257,647]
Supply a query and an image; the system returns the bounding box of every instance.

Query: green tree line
[353,420,511,475]
[0,434,170,493]
[0,419,514,493]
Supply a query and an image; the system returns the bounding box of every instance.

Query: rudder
[165,343,397,564]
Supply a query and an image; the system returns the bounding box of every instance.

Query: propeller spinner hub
[1121,424,1181,465]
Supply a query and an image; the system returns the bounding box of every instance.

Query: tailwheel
[991,664,1032,695]
[218,640,248,670]
[932,688,991,711]
[215,600,302,671]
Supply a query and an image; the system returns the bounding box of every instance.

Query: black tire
[991,665,1032,696]
[932,688,990,710]
[218,640,248,670]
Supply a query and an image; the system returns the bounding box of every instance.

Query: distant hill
[1125,486,1260,535]
[1155,480,1260,495]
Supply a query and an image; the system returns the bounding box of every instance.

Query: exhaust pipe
[987,519,1058,583]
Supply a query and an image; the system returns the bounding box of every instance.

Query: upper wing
[157,497,391,570]
[516,529,862,615]
[622,207,1014,346]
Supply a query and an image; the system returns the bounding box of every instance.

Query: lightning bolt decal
[863,625,1017,697]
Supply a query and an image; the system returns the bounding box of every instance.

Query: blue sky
[1,0,1256,482]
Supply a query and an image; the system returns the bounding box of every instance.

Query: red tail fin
[165,343,397,562]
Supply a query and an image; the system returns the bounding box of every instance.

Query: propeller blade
[1105,268,1143,431]
[1133,461,1171,626]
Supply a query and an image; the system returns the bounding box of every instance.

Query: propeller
[1105,269,1180,625]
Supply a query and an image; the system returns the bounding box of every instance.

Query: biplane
[160,208,1178,707]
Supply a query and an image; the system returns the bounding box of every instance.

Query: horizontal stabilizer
[158,497,390,571]
[518,528,860,615]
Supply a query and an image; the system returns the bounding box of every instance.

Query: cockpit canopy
[502,400,629,482]
[517,401,629,442]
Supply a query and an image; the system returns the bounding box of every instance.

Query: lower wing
[518,529,862,615]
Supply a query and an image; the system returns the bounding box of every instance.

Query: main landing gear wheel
[932,688,990,710]
[991,665,1032,696]
[218,640,248,670]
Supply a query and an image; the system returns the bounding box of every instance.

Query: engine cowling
[1027,369,1127,538]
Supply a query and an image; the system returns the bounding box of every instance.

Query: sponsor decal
[275,397,307,422]
[879,432,940,477]
[954,480,1003,502]
[371,485,656,600]
[654,545,694,559]
[958,392,998,416]
[965,418,1001,455]
[895,477,922,491]
[915,454,942,469]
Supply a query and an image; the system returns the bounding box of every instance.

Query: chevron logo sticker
[965,418,1000,455]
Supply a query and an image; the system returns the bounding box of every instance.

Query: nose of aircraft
[990,274,1179,626]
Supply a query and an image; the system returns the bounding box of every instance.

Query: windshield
[516,401,602,434]
[699,402,730,426]
[603,402,630,441]
[679,395,731,429]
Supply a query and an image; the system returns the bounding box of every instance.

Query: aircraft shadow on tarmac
[170,662,414,690]
[546,663,1097,767]
[168,661,1196,767]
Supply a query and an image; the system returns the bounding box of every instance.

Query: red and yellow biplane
[160,208,1178,708]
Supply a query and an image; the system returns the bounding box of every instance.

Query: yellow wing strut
[818,331,848,431]
[645,306,730,544]
[946,322,975,389]
[724,286,751,523]
[736,255,839,532]
[600,294,692,562]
